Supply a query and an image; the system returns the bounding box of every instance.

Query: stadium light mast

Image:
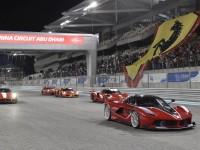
[83,1,98,11]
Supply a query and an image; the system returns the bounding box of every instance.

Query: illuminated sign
[0,33,84,45]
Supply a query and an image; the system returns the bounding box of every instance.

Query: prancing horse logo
[153,20,183,56]
[70,37,83,44]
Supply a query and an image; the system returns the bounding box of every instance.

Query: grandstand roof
[44,0,196,36]
[0,0,197,60]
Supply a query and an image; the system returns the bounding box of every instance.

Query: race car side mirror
[168,99,175,104]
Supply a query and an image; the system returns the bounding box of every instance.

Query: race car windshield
[104,90,121,94]
[46,87,54,89]
[136,96,170,108]
[0,88,11,93]
[136,96,175,113]
[156,98,175,113]
[62,89,73,91]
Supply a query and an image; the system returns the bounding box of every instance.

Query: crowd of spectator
[42,61,87,78]
[40,46,149,78]
[147,36,200,70]
[26,28,200,80]
[35,35,200,79]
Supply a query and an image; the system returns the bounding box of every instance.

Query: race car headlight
[63,92,66,94]
[12,93,17,99]
[47,90,49,92]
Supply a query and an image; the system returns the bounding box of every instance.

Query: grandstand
[1,0,199,88]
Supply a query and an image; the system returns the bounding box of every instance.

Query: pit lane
[0,87,200,150]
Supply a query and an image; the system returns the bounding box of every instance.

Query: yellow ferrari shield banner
[126,12,199,80]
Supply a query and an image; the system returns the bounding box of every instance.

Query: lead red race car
[104,94,196,130]
[90,88,129,103]
[54,87,79,97]
[41,86,55,95]
[0,88,18,104]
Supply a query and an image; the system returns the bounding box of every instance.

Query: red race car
[41,86,55,95]
[54,88,79,97]
[90,88,129,103]
[0,88,18,104]
[104,94,196,130]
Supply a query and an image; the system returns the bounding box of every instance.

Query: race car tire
[131,111,140,128]
[13,100,17,104]
[103,96,107,102]
[104,105,111,121]
[55,93,58,97]
[91,94,95,102]
[59,93,62,97]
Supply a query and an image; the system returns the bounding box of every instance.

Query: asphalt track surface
[0,88,200,150]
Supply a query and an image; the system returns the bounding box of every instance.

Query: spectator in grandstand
[29,33,200,79]
[146,36,200,70]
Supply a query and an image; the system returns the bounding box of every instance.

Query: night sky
[0,0,83,32]
[0,0,83,75]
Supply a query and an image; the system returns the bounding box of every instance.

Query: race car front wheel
[11,99,17,104]
[55,92,58,97]
[91,94,95,102]
[104,105,111,121]
[131,111,140,128]
[13,100,17,104]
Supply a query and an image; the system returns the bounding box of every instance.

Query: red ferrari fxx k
[90,88,129,103]
[0,88,18,104]
[54,88,79,97]
[41,86,55,95]
[104,94,195,130]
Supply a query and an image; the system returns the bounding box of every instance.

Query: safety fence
[16,69,200,89]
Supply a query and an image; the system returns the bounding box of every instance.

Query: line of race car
[0,86,196,130]
[41,86,79,97]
